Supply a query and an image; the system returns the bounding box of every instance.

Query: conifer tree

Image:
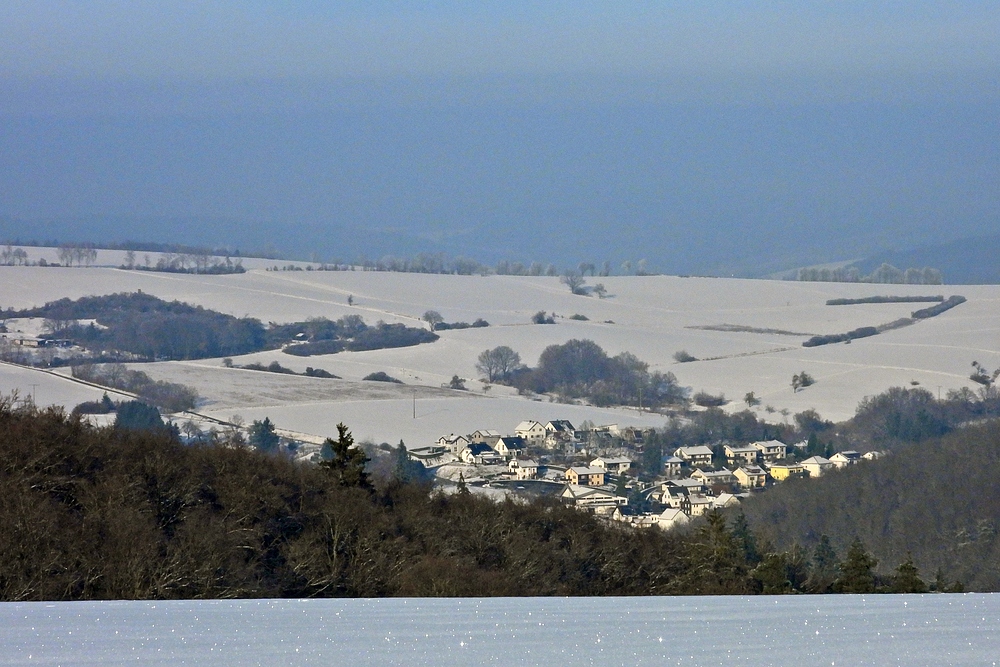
[319,423,371,491]
[834,539,878,593]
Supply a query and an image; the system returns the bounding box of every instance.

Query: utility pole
[29,383,38,405]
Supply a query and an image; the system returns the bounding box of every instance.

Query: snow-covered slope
[2,262,997,444]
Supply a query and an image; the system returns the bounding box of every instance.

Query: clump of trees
[502,339,689,409]
[422,311,489,331]
[13,295,442,364]
[20,292,267,361]
[71,363,198,412]
[0,245,29,265]
[531,311,555,324]
[363,371,402,383]
[791,372,815,392]
[281,316,438,356]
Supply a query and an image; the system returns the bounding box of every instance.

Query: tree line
[798,263,943,284]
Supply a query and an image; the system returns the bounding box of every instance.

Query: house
[544,420,576,447]
[469,429,502,447]
[459,443,502,465]
[508,458,539,480]
[829,450,862,468]
[437,433,470,455]
[494,436,526,459]
[663,455,684,478]
[515,420,547,446]
[734,465,768,489]
[768,462,806,481]
[862,451,884,461]
[658,479,706,508]
[619,426,647,445]
[565,466,607,486]
[674,445,713,467]
[752,440,788,462]
[561,484,627,514]
[724,444,760,466]
[682,494,715,517]
[690,468,736,487]
[713,493,741,509]
[801,456,834,478]
[590,456,632,475]
[611,507,659,529]
[656,508,690,531]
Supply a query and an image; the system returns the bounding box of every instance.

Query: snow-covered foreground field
[1,594,995,667]
[3,263,999,444]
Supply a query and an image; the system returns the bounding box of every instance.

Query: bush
[674,350,697,363]
[693,391,727,407]
[363,371,402,383]
[568,314,589,321]
[532,311,555,324]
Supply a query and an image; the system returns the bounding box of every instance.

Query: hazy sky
[2,2,998,273]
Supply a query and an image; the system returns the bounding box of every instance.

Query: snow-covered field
[2,260,999,444]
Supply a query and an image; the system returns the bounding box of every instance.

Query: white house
[508,458,539,480]
[460,443,502,465]
[663,455,684,478]
[495,436,526,459]
[752,440,788,462]
[830,450,862,468]
[515,420,547,446]
[674,445,713,467]
[656,508,690,531]
[437,434,470,455]
[800,456,834,478]
[544,420,575,447]
[561,484,627,514]
[590,456,632,475]
[724,444,760,466]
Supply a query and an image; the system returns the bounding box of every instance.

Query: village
[410,419,882,531]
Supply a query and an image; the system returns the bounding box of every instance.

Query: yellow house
[768,462,805,481]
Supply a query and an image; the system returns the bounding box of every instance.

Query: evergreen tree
[113,401,163,432]
[615,474,629,497]
[248,417,280,454]
[731,512,761,566]
[752,553,792,594]
[890,555,928,593]
[319,423,371,490]
[456,473,471,497]
[834,539,878,593]
[805,535,839,593]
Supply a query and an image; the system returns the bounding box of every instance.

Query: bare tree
[476,346,522,383]
[561,272,587,295]
[422,310,444,331]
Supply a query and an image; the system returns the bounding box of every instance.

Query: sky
[1,2,998,274]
